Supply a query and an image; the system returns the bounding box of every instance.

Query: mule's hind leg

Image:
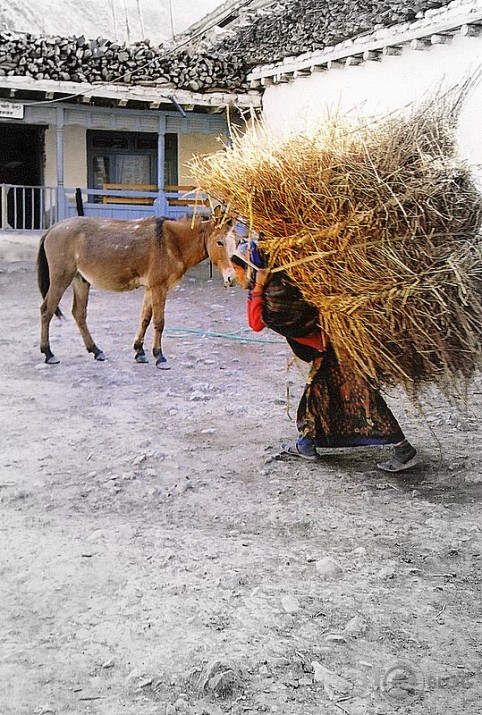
[133,289,152,363]
[72,275,106,361]
[40,273,74,364]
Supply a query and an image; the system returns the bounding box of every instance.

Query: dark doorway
[0,123,44,229]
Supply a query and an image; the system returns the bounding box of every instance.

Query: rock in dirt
[281,595,301,613]
[311,660,352,699]
[344,615,367,637]
[315,556,343,579]
[173,698,189,713]
[196,658,242,697]
[377,566,396,580]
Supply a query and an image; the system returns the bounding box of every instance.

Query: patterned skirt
[296,344,405,448]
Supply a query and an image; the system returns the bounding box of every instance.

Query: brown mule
[37,212,237,368]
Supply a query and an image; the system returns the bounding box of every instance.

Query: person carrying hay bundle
[190,86,482,409]
[230,241,418,472]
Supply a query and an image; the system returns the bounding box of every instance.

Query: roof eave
[0,75,262,111]
[248,5,482,87]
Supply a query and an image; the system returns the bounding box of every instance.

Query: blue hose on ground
[164,326,285,344]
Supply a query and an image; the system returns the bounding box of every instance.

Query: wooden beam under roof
[0,75,262,111]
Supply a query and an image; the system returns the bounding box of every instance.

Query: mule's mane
[155,217,166,243]
[176,214,212,225]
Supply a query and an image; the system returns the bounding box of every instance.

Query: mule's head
[205,217,238,287]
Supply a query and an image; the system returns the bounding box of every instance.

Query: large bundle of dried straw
[191,89,482,400]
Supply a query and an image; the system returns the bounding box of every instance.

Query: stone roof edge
[248,0,482,86]
[0,75,262,109]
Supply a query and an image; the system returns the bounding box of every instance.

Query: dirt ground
[1,257,481,715]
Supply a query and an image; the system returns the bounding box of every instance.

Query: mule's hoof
[135,354,148,364]
[45,355,60,365]
[94,351,107,361]
[156,357,170,370]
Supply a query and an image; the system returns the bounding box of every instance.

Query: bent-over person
[230,241,418,472]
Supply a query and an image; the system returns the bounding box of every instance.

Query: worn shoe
[377,454,419,472]
[280,441,321,462]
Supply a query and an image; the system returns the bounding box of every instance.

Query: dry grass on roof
[191,87,482,402]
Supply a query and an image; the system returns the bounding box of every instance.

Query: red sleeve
[247,290,266,332]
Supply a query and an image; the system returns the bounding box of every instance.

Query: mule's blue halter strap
[231,240,264,270]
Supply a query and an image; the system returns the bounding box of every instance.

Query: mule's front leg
[133,289,152,363]
[151,287,169,369]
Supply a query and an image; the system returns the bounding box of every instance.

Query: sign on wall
[0,102,24,120]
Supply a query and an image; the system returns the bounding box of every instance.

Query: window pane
[137,134,158,149]
[92,133,129,149]
[116,155,151,185]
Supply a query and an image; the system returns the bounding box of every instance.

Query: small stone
[174,697,189,713]
[87,529,104,541]
[315,556,343,579]
[281,596,301,613]
[311,661,352,699]
[377,566,395,580]
[138,677,153,688]
[101,658,115,668]
[272,657,290,666]
[132,454,147,466]
[344,616,367,637]
[325,633,348,644]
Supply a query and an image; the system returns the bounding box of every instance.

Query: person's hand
[254,268,270,288]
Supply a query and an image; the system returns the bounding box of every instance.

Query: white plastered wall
[44,124,87,189]
[261,33,482,171]
[64,126,87,189]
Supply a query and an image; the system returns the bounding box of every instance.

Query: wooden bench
[164,185,209,207]
[102,183,157,205]
[101,184,209,208]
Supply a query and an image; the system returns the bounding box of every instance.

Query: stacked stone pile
[191,0,452,66]
[0,32,248,92]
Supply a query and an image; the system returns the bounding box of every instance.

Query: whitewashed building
[245,0,482,172]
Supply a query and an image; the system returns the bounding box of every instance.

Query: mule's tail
[37,233,63,319]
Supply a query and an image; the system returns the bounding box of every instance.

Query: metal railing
[0,184,210,230]
[0,184,61,230]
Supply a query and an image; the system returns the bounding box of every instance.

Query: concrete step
[0,231,42,265]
